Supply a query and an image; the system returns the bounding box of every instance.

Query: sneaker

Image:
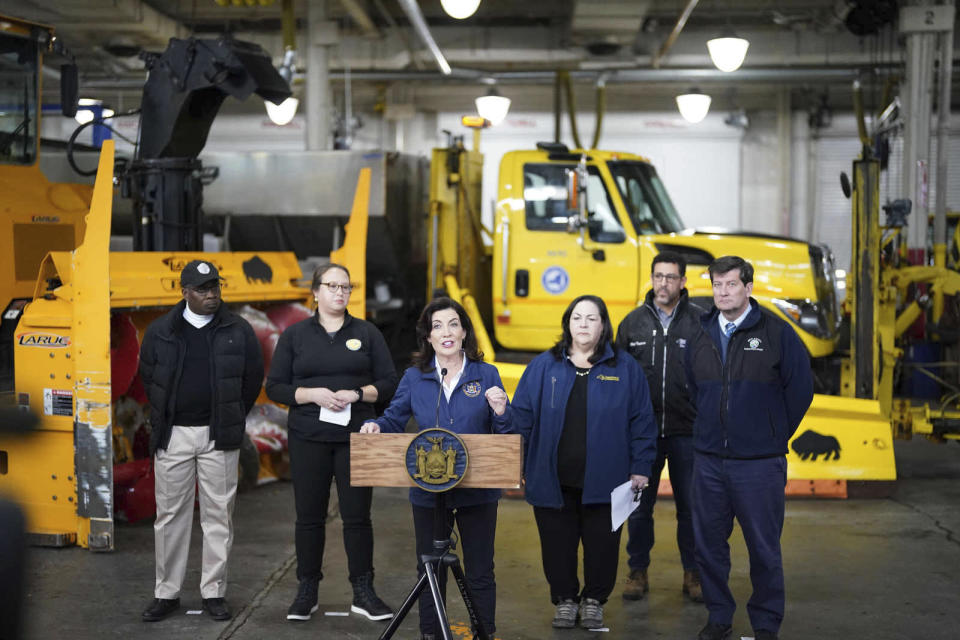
[202,597,231,621]
[623,568,649,600]
[286,579,319,621]
[142,597,180,622]
[683,569,704,602]
[579,598,604,629]
[697,622,733,640]
[350,572,394,621]
[754,631,779,640]
[551,598,578,629]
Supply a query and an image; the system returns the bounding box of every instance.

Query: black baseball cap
[180,260,221,288]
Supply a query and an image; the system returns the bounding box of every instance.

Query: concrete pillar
[790,111,812,242]
[933,7,955,264]
[901,12,937,256]
[307,1,335,151]
[777,89,792,236]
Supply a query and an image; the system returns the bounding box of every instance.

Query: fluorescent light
[475,87,510,126]
[441,0,481,20]
[676,90,711,123]
[265,97,299,126]
[707,36,749,72]
[76,98,99,124]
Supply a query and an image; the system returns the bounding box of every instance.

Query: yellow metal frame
[1,144,375,546]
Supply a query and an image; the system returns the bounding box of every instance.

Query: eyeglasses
[319,282,354,293]
[652,273,681,282]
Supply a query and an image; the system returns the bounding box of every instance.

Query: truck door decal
[541,266,570,295]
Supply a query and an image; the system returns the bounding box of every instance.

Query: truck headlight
[772,298,830,338]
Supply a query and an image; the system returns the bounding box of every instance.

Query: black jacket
[685,299,814,459]
[265,311,398,442]
[615,289,702,438]
[139,300,264,453]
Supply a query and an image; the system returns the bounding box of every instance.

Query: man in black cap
[139,260,264,622]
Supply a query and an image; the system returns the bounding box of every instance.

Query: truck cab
[492,145,841,358]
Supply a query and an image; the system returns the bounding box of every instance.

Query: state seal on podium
[406,428,469,492]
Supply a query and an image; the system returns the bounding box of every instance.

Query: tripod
[379,492,490,640]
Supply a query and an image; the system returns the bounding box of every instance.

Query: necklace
[575,368,590,377]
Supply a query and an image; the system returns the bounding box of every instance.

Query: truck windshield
[607,161,684,234]
[0,34,38,165]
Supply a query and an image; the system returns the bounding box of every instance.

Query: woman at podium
[266,263,399,623]
[360,297,512,640]
[511,295,657,631]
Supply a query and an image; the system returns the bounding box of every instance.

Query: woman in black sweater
[265,263,398,623]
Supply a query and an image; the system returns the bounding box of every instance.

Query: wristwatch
[354,387,364,403]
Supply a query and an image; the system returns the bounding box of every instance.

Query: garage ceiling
[5,0,942,114]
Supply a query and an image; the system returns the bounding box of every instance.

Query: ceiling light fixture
[441,0,482,20]
[475,86,510,126]
[265,97,299,126]
[676,89,712,123]
[706,36,749,72]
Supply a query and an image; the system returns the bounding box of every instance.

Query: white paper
[186,609,203,615]
[320,403,351,426]
[610,480,642,532]
[324,611,349,616]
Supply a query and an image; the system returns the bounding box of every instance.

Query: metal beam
[339,0,380,38]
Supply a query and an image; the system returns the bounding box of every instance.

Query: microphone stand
[379,367,490,640]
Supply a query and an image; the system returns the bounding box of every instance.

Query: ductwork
[571,0,651,55]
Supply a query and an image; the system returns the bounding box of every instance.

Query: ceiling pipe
[325,67,865,83]
[652,0,701,69]
[79,65,891,89]
[396,0,452,75]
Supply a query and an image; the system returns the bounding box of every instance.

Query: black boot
[350,572,394,621]
[286,579,319,621]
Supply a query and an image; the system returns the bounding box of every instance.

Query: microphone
[434,367,447,428]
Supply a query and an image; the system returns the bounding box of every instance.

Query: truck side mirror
[60,64,79,118]
[839,171,851,199]
[565,168,578,212]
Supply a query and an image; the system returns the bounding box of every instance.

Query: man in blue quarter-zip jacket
[685,256,813,640]
[616,251,705,603]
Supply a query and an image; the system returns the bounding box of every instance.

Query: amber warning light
[461,115,491,129]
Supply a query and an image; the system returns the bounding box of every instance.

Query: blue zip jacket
[373,358,514,508]
[511,343,657,509]
[685,299,814,458]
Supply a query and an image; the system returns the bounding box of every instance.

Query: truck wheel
[238,433,260,491]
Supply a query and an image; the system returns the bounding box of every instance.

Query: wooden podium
[350,432,523,640]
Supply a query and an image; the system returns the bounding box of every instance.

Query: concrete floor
[18,438,960,640]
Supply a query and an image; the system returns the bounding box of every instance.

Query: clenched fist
[484,386,508,416]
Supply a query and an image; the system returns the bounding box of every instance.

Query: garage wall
[810,114,960,272]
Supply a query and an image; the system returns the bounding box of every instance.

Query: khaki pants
[154,425,239,599]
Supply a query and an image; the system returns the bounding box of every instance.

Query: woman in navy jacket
[512,294,657,631]
[361,297,512,640]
